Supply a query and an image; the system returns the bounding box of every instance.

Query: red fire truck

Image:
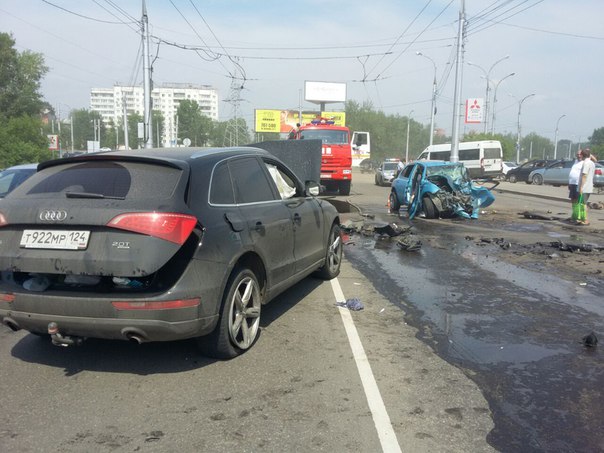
[292,118,352,195]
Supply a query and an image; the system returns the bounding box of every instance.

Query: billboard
[465,98,484,124]
[47,134,59,151]
[254,110,346,133]
[304,81,347,103]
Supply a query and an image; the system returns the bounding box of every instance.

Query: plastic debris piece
[582,332,598,348]
[579,282,587,286]
[336,298,364,311]
[23,275,51,292]
[113,277,144,288]
[396,237,422,251]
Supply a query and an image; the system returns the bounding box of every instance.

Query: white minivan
[416,140,503,178]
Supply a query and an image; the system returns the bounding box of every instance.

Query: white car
[502,161,518,175]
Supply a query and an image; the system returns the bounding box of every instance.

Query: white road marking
[330,278,402,453]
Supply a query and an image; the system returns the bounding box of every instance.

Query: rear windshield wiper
[65,191,125,200]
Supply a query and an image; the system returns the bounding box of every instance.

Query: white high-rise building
[90,83,219,147]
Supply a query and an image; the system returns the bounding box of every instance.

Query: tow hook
[47,322,84,347]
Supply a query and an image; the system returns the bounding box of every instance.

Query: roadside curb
[494,187,568,203]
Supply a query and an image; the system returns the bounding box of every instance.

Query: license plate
[320,174,332,179]
[20,230,90,250]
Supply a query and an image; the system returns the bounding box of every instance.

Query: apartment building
[90,83,219,146]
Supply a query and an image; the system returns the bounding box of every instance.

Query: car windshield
[425,164,468,181]
[383,163,398,171]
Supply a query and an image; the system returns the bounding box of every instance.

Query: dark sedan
[0,147,342,358]
[505,159,556,183]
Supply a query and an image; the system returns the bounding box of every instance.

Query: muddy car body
[0,147,342,358]
[389,161,495,219]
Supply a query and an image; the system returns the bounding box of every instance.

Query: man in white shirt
[568,150,583,222]
[578,148,596,225]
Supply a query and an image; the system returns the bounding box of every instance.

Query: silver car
[375,161,400,186]
[530,159,604,187]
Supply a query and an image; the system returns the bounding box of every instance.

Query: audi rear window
[8,161,182,200]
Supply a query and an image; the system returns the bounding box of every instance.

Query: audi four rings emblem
[39,210,68,221]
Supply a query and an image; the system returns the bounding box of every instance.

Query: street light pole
[515,93,535,163]
[405,110,414,163]
[490,72,515,135]
[553,114,566,159]
[416,52,437,147]
[468,55,509,134]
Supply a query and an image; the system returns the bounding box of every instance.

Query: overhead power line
[41,0,137,25]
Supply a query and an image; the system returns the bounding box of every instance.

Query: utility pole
[450,0,465,163]
[123,92,129,150]
[405,110,414,163]
[142,0,153,148]
[70,114,74,151]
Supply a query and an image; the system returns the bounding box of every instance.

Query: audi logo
[39,210,68,221]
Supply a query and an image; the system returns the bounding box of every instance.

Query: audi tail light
[107,212,197,244]
[595,168,602,176]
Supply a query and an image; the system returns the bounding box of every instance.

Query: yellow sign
[255,109,282,133]
[255,109,347,132]
[321,111,346,126]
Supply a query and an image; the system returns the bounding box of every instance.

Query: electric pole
[142,0,153,148]
[450,0,466,163]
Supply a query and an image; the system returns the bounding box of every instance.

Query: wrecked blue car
[389,161,496,219]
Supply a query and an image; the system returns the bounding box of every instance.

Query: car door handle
[292,213,301,225]
[254,221,265,233]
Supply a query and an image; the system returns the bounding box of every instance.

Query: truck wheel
[339,180,351,195]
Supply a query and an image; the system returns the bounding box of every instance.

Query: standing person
[577,148,596,225]
[568,149,584,222]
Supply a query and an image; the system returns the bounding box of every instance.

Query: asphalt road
[0,191,494,451]
[1,170,601,452]
[343,170,604,452]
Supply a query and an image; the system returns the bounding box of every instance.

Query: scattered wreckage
[340,219,422,252]
[389,161,497,219]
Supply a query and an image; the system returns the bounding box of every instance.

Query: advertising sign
[254,110,346,133]
[465,98,484,124]
[47,134,59,151]
[304,81,347,103]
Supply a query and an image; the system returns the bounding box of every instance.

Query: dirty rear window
[8,161,182,200]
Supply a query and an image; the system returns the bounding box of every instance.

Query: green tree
[588,127,604,157]
[127,113,144,148]
[0,32,50,166]
[177,100,214,146]
[70,109,103,150]
[0,33,48,118]
[0,116,52,166]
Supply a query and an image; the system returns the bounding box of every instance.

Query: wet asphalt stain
[343,226,604,453]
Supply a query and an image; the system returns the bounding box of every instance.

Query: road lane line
[330,278,402,453]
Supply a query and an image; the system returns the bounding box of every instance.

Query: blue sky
[1,0,603,147]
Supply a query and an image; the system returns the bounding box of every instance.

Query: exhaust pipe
[122,328,147,344]
[126,333,144,344]
[2,317,20,332]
